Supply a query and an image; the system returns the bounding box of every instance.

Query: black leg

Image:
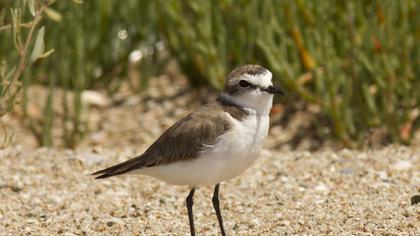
[212,183,226,236]
[186,188,196,236]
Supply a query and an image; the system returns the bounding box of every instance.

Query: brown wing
[92,103,231,179]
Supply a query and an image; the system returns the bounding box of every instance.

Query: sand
[1,145,418,235]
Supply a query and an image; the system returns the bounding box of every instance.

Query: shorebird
[92,64,285,235]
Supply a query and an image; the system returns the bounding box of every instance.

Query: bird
[92,64,285,235]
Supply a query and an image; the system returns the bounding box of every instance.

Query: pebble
[314,183,329,192]
[410,195,420,205]
[125,96,141,106]
[81,90,109,107]
[391,160,412,171]
[280,176,289,183]
[80,152,105,166]
[340,148,353,159]
[339,168,353,174]
[106,221,114,227]
[378,171,388,180]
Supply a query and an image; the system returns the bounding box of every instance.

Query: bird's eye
[239,80,250,88]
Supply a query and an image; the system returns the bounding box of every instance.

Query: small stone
[238,224,248,231]
[90,131,106,144]
[125,96,141,106]
[391,160,412,171]
[341,148,352,159]
[339,168,353,174]
[280,176,288,183]
[378,171,388,180]
[410,195,420,205]
[81,152,104,166]
[81,90,109,107]
[106,221,114,227]
[315,183,329,192]
[11,186,21,193]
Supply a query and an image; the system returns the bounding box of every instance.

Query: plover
[92,64,285,235]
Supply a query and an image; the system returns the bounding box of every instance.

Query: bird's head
[221,64,285,114]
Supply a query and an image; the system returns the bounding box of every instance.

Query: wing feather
[92,103,231,179]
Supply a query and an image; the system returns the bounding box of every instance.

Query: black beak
[264,85,286,95]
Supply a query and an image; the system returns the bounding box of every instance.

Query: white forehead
[243,71,273,88]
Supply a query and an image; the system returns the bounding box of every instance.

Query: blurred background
[0,0,419,150]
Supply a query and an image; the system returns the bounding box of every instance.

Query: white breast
[139,111,269,186]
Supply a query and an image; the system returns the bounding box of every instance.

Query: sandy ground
[0,145,419,235]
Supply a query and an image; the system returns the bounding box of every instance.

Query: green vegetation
[1,0,163,147]
[1,0,57,147]
[1,0,419,148]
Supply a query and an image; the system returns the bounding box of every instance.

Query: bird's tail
[91,155,144,179]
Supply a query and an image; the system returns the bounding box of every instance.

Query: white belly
[139,111,269,186]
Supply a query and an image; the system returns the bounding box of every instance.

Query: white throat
[220,92,273,116]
